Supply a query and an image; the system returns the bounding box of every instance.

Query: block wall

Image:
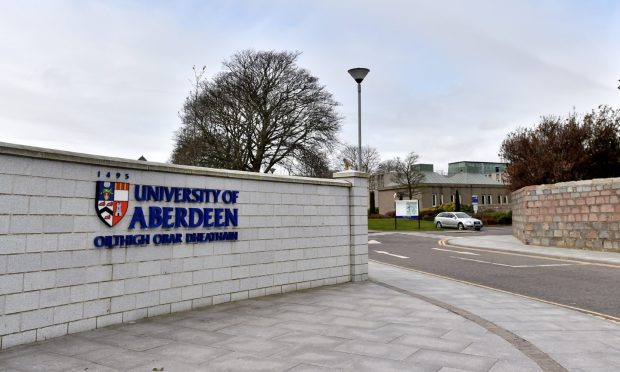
[0,143,368,349]
[512,178,620,251]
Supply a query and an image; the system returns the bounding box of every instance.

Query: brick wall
[512,178,620,251]
[0,142,368,349]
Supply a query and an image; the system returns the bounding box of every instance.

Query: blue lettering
[134,185,146,201]
[175,208,189,228]
[192,189,204,203]
[94,236,105,247]
[162,207,174,228]
[222,190,233,204]
[182,188,191,202]
[146,185,159,202]
[188,208,203,227]
[128,207,147,229]
[212,190,221,203]
[225,208,238,227]
[164,187,175,202]
[203,208,214,227]
[214,208,224,227]
[149,206,163,228]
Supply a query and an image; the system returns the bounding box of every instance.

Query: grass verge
[368,218,438,231]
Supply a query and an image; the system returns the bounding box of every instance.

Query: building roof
[378,170,504,189]
[422,171,503,185]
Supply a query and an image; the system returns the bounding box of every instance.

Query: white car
[434,212,483,231]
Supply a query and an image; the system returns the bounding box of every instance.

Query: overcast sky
[1,0,619,173]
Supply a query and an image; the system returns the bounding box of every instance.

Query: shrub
[473,210,512,225]
[384,210,396,218]
[369,213,385,219]
[441,202,455,212]
[420,207,444,221]
[439,202,473,213]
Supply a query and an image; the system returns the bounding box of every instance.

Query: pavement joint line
[370,258,620,324]
[369,275,568,372]
[441,239,620,268]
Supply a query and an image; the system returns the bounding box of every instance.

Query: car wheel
[435,222,442,229]
[457,223,464,230]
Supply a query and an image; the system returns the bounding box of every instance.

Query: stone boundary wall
[512,178,620,251]
[0,142,368,349]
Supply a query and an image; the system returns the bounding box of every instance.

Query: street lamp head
[348,68,370,84]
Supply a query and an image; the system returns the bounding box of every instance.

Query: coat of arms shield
[96,181,129,227]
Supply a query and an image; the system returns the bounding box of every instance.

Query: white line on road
[450,256,584,268]
[374,250,409,259]
[368,240,382,245]
[432,248,479,256]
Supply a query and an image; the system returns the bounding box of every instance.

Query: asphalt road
[369,231,620,319]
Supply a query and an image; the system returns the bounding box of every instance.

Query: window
[498,195,502,204]
[432,194,437,207]
[440,194,444,205]
[450,194,454,203]
[480,195,485,205]
[487,195,492,205]
[504,195,509,204]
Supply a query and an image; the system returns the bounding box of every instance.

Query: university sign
[93,174,239,249]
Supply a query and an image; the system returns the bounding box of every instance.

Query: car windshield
[454,212,470,218]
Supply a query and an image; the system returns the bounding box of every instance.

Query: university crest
[95,181,129,227]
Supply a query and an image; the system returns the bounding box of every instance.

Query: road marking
[432,248,479,256]
[373,250,409,259]
[450,256,582,268]
[369,259,620,323]
[368,240,382,245]
[438,239,620,268]
[450,256,514,267]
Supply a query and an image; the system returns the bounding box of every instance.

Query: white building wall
[0,143,368,349]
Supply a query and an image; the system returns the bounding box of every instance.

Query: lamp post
[348,67,370,171]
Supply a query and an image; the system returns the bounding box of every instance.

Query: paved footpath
[1,234,619,371]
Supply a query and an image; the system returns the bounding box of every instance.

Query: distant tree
[499,105,620,191]
[282,148,333,178]
[369,191,377,215]
[390,151,426,200]
[377,158,400,173]
[336,144,381,174]
[333,144,381,214]
[171,50,341,173]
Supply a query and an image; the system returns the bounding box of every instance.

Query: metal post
[357,83,362,171]
[394,202,397,231]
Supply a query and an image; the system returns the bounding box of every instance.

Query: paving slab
[371,260,620,371]
[10,260,612,371]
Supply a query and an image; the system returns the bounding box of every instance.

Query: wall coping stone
[333,170,369,179]
[0,141,351,187]
[515,177,620,193]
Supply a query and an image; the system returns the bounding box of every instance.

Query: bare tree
[391,152,426,199]
[281,148,334,178]
[377,158,400,173]
[171,50,341,173]
[336,144,381,174]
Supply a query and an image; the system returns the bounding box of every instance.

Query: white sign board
[395,200,419,217]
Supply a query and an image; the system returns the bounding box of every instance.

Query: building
[448,161,508,184]
[372,163,510,214]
